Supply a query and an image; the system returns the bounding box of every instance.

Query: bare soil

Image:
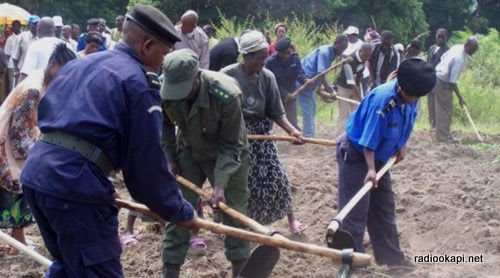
[1,127,499,277]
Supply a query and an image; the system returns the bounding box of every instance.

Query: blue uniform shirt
[345,79,417,162]
[301,45,337,77]
[265,52,308,95]
[77,33,108,52]
[20,43,194,222]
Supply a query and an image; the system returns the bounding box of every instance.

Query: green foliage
[472,143,499,152]
[9,0,129,28]
[131,0,429,43]
[334,0,429,44]
[423,0,474,36]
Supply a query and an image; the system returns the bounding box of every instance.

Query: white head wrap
[238,30,269,54]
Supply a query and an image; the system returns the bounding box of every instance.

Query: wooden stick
[454,90,483,141]
[114,199,371,267]
[0,230,53,267]
[289,60,346,99]
[317,89,360,106]
[327,157,397,234]
[335,95,360,105]
[248,135,336,146]
[462,105,483,141]
[175,176,286,239]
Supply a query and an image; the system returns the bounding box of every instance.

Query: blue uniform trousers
[297,80,319,137]
[23,186,123,278]
[335,138,405,265]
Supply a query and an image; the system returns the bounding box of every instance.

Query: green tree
[127,0,427,44]
[332,0,428,44]
[468,0,500,33]
[422,0,474,37]
[10,0,128,29]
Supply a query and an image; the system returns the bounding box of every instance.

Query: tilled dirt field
[1,127,499,277]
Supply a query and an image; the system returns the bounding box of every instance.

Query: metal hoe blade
[238,245,280,278]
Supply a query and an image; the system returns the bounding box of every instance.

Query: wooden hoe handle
[115,198,371,267]
[248,135,336,146]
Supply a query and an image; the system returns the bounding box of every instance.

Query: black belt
[42,131,113,177]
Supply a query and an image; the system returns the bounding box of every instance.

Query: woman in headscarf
[221,31,306,234]
[0,43,76,254]
[268,23,296,55]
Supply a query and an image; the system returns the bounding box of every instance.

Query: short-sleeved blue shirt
[345,79,418,162]
[20,43,193,222]
[301,45,336,77]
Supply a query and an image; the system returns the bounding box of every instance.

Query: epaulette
[377,97,398,118]
[210,84,233,103]
[146,71,161,90]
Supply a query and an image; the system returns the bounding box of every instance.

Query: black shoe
[437,136,458,143]
[162,264,181,278]
[387,258,417,271]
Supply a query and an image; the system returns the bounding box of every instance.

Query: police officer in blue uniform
[336,58,436,269]
[76,18,108,52]
[20,5,197,277]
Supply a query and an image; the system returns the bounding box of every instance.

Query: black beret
[275,37,292,52]
[87,18,100,25]
[398,58,436,97]
[126,4,181,45]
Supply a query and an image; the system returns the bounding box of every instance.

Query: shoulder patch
[210,84,233,103]
[382,98,397,115]
[146,71,161,90]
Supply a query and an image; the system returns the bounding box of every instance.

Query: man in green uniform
[160,49,250,278]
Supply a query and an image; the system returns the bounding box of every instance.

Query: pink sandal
[190,236,207,255]
[289,220,306,235]
[120,234,139,246]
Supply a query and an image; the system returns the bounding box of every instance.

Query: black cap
[398,58,436,97]
[126,4,180,45]
[87,18,100,25]
[275,37,292,52]
[409,39,421,50]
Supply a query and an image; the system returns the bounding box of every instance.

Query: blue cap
[28,15,40,24]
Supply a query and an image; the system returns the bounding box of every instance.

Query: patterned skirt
[0,188,33,229]
[246,120,293,225]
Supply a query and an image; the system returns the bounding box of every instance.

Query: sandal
[289,220,306,235]
[190,236,207,255]
[5,245,20,256]
[120,234,139,246]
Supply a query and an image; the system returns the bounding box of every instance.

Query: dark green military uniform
[161,69,250,265]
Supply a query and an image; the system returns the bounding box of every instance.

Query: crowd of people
[0,4,479,278]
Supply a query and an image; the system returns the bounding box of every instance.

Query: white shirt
[436,44,468,84]
[63,37,78,52]
[21,37,64,76]
[11,31,38,70]
[4,33,20,69]
[173,26,210,69]
[344,39,363,56]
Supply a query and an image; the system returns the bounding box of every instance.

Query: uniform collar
[393,81,407,108]
[115,42,143,65]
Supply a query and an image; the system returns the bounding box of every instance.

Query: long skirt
[246,120,293,225]
[0,188,32,229]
